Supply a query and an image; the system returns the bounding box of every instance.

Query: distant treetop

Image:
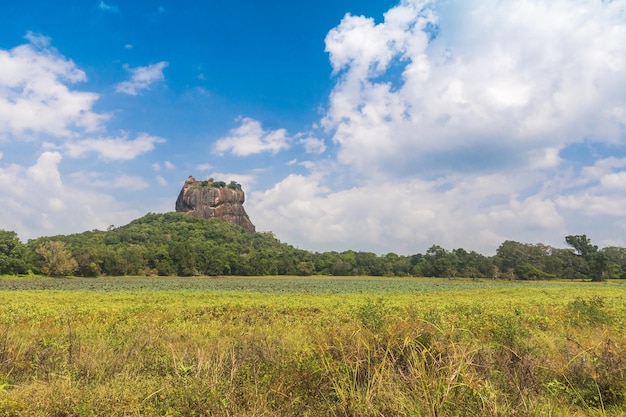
[185,176,242,191]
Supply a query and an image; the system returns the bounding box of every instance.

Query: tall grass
[0,278,624,416]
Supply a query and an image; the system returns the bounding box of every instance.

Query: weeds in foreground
[0,282,624,416]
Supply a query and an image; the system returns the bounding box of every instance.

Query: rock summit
[175,176,256,233]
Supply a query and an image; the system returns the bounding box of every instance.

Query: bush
[566,295,612,326]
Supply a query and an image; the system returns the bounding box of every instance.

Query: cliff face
[175,176,256,233]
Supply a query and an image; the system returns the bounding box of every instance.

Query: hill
[25,212,308,276]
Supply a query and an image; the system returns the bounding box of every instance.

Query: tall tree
[565,235,607,282]
[0,230,28,274]
[35,241,78,277]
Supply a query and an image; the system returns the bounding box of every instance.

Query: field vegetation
[1,276,624,416]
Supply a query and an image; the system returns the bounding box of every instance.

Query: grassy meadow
[0,276,624,416]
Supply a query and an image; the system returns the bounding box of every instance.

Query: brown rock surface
[175,176,256,233]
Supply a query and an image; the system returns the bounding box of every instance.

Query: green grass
[0,277,624,416]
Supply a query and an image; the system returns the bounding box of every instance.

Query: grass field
[0,276,624,416]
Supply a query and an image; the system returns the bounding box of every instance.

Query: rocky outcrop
[175,176,256,233]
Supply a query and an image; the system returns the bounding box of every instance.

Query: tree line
[1,212,623,281]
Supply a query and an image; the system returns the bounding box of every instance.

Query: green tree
[565,235,607,281]
[330,251,357,276]
[0,230,28,274]
[495,241,561,280]
[453,248,492,278]
[73,246,104,277]
[422,245,457,277]
[495,240,529,276]
[355,251,384,276]
[35,240,78,277]
[602,246,626,279]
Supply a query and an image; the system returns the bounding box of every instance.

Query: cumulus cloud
[0,34,167,240]
[245,0,626,254]
[249,171,572,254]
[214,117,290,156]
[196,163,213,171]
[0,153,142,239]
[209,172,257,187]
[63,133,166,160]
[0,33,108,139]
[115,61,169,95]
[299,135,326,154]
[322,0,626,178]
[554,156,626,218]
[98,1,119,13]
[600,172,626,190]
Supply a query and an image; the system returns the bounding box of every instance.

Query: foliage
[227,180,242,190]
[566,234,608,281]
[34,240,78,277]
[0,230,28,275]
[566,295,613,326]
[0,213,622,281]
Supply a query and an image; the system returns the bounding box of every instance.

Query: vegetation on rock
[176,176,255,233]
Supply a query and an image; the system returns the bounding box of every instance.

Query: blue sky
[1,0,626,255]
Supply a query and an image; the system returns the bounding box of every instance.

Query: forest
[1,212,624,280]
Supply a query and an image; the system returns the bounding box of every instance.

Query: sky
[1,0,626,255]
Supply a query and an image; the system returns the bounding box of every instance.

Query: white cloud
[299,135,326,154]
[321,0,626,178]
[115,61,169,96]
[156,175,167,186]
[26,151,63,188]
[63,133,165,160]
[208,172,257,188]
[196,163,213,171]
[0,34,108,139]
[249,170,578,254]
[244,0,626,254]
[70,171,149,190]
[23,31,51,48]
[0,153,142,239]
[600,171,626,190]
[214,117,290,156]
[580,157,626,184]
[0,35,168,241]
[98,1,119,13]
[152,161,175,171]
[247,146,626,253]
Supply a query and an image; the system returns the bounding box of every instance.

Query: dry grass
[0,278,624,416]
